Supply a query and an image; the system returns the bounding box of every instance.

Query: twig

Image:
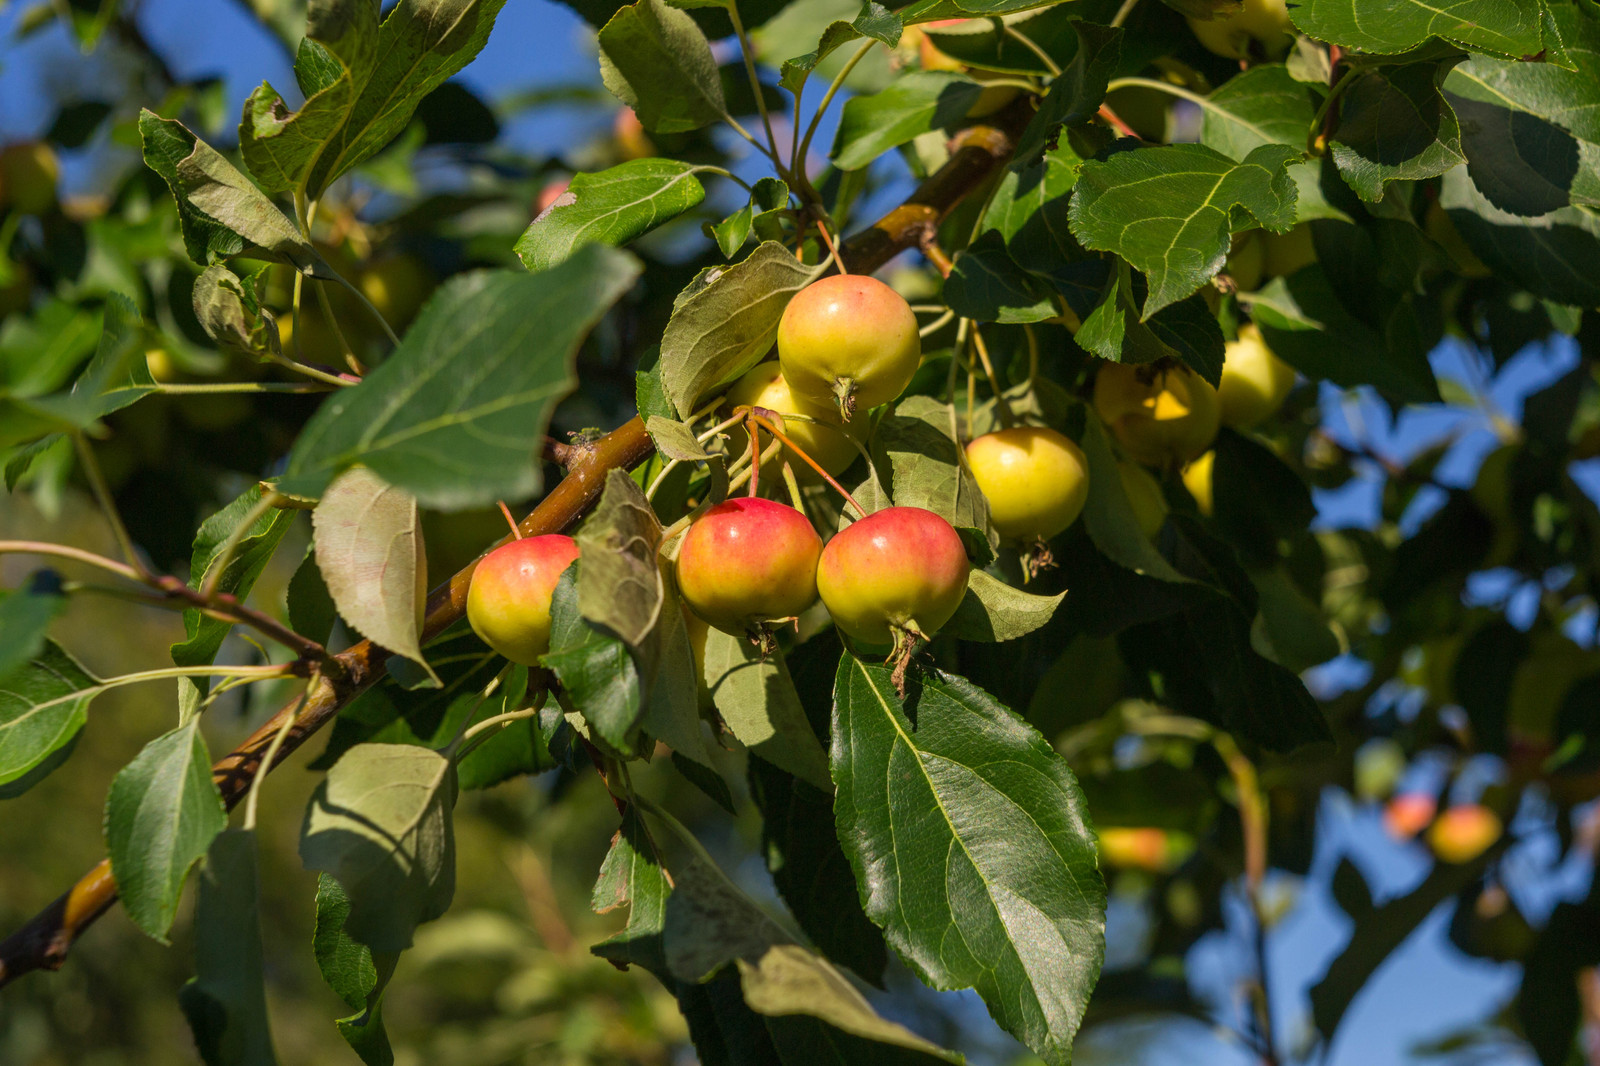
[71,434,146,578]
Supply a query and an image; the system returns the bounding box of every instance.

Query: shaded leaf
[287,548,337,647]
[178,831,278,1066]
[515,159,707,271]
[702,627,831,790]
[300,743,458,953]
[592,807,672,976]
[1198,64,1318,160]
[1011,21,1122,167]
[943,232,1058,324]
[542,565,646,755]
[1331,60,1466,202]
[313,873,399,1066]
[576,470,664,648]
[748,754,888,985]
[105,717,228,940]
[831,656,1104,1065]
[284,247,640,510]
[1438,163,1600,308]
[0,571,66,684]
[1076,415,1189,583]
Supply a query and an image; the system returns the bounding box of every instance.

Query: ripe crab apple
[1383,792,1437,840]
[676,497,822,640]
[1187,0,1294,60]
[965,426,1089,544]
[1427,804,1504,865]
[1218,323,1296,429]
[726,362,861,481]
[1092,361,1220,468]
[467,534,580,666]
[777,274,920,421]
[817,507,970,688]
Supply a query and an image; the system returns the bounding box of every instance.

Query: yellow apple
[1217,323,1296,428]
[1187,0,1295,60]
[1093,361,1221,468]
[1117,459,1168,538]
[1182,449,1215,515]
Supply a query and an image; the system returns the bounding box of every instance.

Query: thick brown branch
[0,109,1021,991]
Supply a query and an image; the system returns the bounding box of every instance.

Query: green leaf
[0,639,97,791]
[1289,0,1546,60]
[919,5,1083,75]
[643,593,715,767]
[1011,21,1122,167]
[778,2,902,94]
[576,470,664,649]
[1074,262,1226,383]
[1454,92,1597,214]
[831,655,1105,1065]
[178,831,279,1066]
[294,0,506,199]
[982,144,1084,276]
[943,570,1065,642]
[105,717,228,941]
[591,807,672,976]
[943,232,1059,324]
[875,398,996,541]
[284,247,641,510]
[0,571,66,684]
[701,627,831,790]
[191,264,271,352]
[658,242,820,418]
[287,548,337,647]
[1069,142,1299,317]
[515,159,707,271]
[171,484,299,684]
[542,565,646,755]
[645,415,711,461]
[238,0,379,195]
[599,0,727,133]
[1331,61,1467,202]
[138,111,324,271]
[313,467,434,683]
[1444,6,1600,143]
[313,873,399,1066]
[831,71,985,171]
[1249,266,1441,402]
[3,294,154,450]
[1438,163,1600,307]
[898,0,1067,24]
[748,754,888,985]
[1198,64,1319,160]
[300,743,458,953]
[706,204,755,258]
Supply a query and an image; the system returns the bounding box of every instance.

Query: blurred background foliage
[1,0,1599,1064]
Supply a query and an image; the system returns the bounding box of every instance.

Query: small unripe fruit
[1218,324,1296,429]
[1383,792,1437,840]
[1093,361,1220,468]
[614,107,654,160]
[778,274,920,421]
[1187,0,1294,60]
[0,141,59,215]
[726,362,861,481]
[1353,738,1407,802]
[359,254,433,330]
[467,535,580,665]
[1427,805,1503,865]
[965,426,1089,543]
[817,507,969,647]
[1117,460,1168,538]
[1182,450,1215,516]
[676,497,822,636]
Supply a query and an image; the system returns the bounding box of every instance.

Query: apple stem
[747,417,762,497]
[497,501,524,539]
[747,413,868,519]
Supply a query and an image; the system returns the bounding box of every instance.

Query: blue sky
[1,3,1593,1063]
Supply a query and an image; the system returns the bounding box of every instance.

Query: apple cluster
[464,270,1301,694]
